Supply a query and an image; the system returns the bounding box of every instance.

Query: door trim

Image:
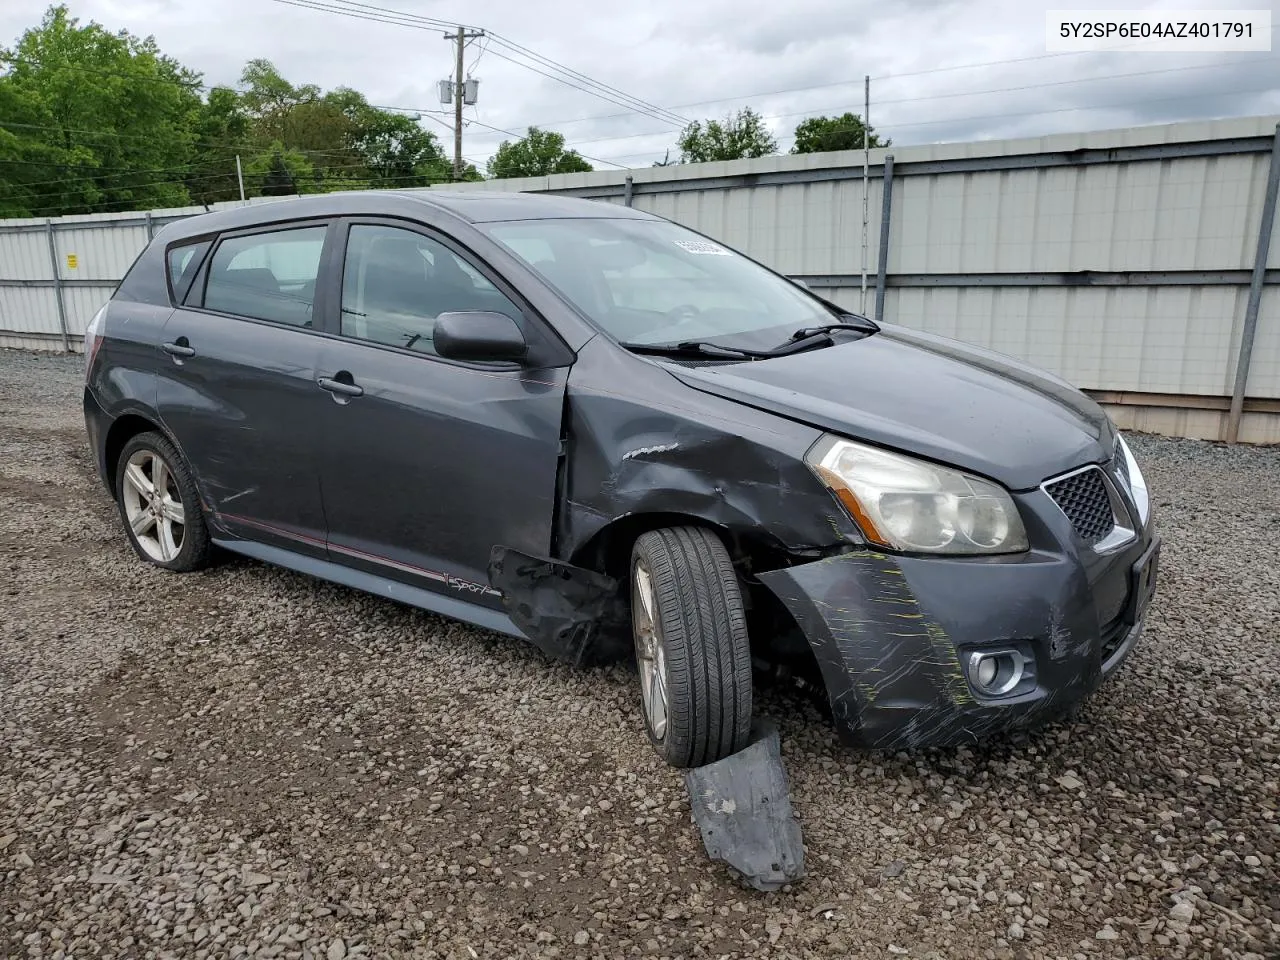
[212,536,523,639]
[220,510,501,598]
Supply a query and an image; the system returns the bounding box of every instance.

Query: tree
[185,85,251,205]
[676,108,777,163]
[1,4,202,215]
[652,148,675,167]
[791,112,889,154]
[0,6,471,217]
[487,127,592,179]
[327,89,451,188]
[246,144,313,196]
[259,153,296,195]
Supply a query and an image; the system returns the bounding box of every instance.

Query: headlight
[1114,433,1150,526]
[805,435,1028,555]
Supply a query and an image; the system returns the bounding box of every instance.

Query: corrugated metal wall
[0,199,281,345]
[2,116,1277,441]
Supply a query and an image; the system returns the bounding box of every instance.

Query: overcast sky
[2,0,1277,169]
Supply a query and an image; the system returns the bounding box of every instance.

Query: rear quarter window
[166,239,212,305]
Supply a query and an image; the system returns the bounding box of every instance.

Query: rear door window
[201,226,327,327]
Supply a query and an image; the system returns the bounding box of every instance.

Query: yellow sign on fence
[65,253,78,270]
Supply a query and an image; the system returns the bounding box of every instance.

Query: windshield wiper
[786,318,878,342]
[622,340,772,360]
[625,317,879,361]
[765,317,880,355]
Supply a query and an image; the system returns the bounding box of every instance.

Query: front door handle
[317,375,364,398]
[162,339,196,359]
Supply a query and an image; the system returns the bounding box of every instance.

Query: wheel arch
[567,510,792,582]
[102,412,192,502]
[565,510,821,675]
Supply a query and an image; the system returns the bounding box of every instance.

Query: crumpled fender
[556,339,863,562]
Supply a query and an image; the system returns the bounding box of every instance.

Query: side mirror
[433,311,528,362]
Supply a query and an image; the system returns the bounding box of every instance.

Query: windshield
[482,218,840,349]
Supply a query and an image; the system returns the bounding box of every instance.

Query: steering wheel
[665,304,702,325]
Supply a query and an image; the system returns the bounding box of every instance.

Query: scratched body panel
[757,508,1155,750]
[556,335,863,562]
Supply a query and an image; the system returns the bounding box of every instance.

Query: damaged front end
[756,532,1156,751]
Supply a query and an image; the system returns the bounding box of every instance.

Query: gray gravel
[1,347,1278,960]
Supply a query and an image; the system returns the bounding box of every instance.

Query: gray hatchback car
[84,190,1160,768]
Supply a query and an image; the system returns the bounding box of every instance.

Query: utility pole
[444,27,484,180]
[235,154,246,203]
[860,75,870,314]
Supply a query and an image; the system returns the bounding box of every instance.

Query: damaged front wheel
[631,527,753,768]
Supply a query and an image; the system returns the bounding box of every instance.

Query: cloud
[2,0,1276,170]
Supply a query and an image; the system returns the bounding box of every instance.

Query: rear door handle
[162,340,196,358]
[317,376,364,398]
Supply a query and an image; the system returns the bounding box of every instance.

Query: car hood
[667,324,1116,491]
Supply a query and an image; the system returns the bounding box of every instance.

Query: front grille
[1045,467,1115,544]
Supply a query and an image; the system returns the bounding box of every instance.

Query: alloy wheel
[632,559,670,740]
[121,448,186,563]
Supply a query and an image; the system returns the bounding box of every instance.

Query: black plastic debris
[488,546,629,667]
[683,721,805,892]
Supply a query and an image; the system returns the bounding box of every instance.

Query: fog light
[975,656,998,689]
[966,650,1026,697]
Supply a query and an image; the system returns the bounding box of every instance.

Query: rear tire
[114,431,212,573]
[631,527,752,768]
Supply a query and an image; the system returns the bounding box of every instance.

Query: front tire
[631,527,752,767]
[114,431,212,572]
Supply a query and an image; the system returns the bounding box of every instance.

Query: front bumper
[757,520,1160,751]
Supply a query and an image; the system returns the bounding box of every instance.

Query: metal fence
[0,196,286,353]
[2,116,1278,443]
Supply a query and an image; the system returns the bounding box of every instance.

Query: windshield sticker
[674,239,731,256]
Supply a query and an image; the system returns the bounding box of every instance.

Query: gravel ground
[1,348,1278,960]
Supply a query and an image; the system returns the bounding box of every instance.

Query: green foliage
[0,4,459,218]
[791,112,889,154]
[0,4,201,216]
[245,143,313,195]
[487,127,593,179]
[676,108,778,163]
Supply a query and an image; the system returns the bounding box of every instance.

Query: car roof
[155,189,657,242]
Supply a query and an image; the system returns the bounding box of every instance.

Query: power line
[557,57,1279,152]
[10,153,429,191]
[869,26,1277,83]
[269,0,690,126]
[477,45,684,128]
[16,168,459,218]
[277,0,474,30]
[594,82,1280,164]
[364,101,629,169]
[468,35,490,76]
[537,55,1276,133]
[460,115,628,170]
[0,120,400,166]
[8,6,1276,181]
[6,160,240,189]
[261,0,688,129]
[873,83,1280,133]
[485,33,688,126]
